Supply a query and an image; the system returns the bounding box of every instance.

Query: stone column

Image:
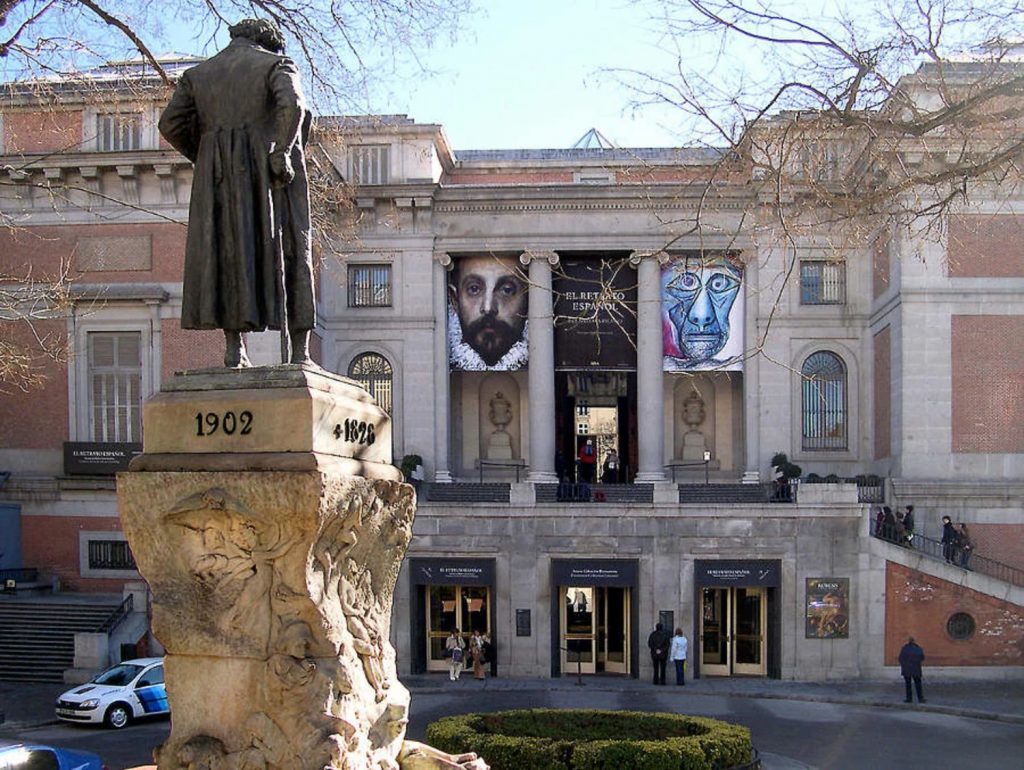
[432,253,453,483]
[632,251,667,483]
[741,258,761,483]
[521,250,559,483]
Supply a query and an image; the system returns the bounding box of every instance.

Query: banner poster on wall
[662,253,744,371]
[448,255,529,371]
[553,255,638,369]
[805,577,850,639]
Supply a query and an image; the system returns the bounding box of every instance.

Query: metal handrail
[97,593,134,633]
[872,526,1024,587]
[665,460,711,484]
[478,459,526,483]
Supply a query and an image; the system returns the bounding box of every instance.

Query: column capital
[432,251,453,268]
[628,250,671,268]
[519,249,559,267]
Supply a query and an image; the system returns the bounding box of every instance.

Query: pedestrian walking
[470,629,486,680]
[898,636,926,703]
[882,506,898,543]
[941,515,957,563]
[669,627,688,686]
[482,633,497,678]
[957,523,974,570]
[444,629,465,681]
[902,505,915,547]
[647,622,671,685]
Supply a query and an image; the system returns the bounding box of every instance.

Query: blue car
[0,740,106,770]
[55,657,168,729]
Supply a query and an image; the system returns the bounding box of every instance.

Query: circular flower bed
[425,708,754,770]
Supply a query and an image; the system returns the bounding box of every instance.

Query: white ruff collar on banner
[447,307,529,371]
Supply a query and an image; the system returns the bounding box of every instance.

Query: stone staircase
[535,484,654,504]
[0,598,122,682]
[678,483,772,504]
[423,483,511,504]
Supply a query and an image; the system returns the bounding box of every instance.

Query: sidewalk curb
[404,683,1024,725]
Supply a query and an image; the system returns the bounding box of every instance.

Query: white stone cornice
[628,249,670,268]
[518,249,559,267]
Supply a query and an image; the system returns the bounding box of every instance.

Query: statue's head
[229,18,286,54]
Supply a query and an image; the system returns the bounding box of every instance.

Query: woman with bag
[445,629,465,681]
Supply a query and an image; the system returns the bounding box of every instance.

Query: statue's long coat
[158,38,315,333]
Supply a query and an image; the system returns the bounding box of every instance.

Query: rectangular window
[347,264,392,307]
[96,113,142,152]
[800,261,846,305]
[88,332,142,442]
[87,539,137,570]
[351,145,390,185]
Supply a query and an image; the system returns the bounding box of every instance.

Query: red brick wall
[0,223,186,282]
[951,315,1024,453]
[21,515,129,592]
[3,110,83,154]
[0,319,69,448]
[964,524,1024,572]
[885,561,1024,666]
[872,230,890,298]
[948,215,1024,278]
[873,326,891,460]
[160,321,222,384]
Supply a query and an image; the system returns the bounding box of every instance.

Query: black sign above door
[553,254,637,369]
[694,559,781,587]
[552,559,637,587]
[409,558,495,586]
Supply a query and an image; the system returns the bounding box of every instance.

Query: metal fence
[872,527,1024,588]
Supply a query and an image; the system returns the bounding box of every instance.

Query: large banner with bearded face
[448,255,529,371]
[662,254,744,371]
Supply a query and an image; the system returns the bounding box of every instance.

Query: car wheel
[104,703,132,729]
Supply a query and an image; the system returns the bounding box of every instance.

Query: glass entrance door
[700,587,731,676]
[425,585,491,672]
[700,587,767,676]
[562,586,596,674]
[733,587,766,675]
[601,586,629,673]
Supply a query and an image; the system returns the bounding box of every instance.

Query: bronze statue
[159,18,315,367]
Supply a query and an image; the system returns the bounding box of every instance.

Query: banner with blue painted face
[662,254,744,371]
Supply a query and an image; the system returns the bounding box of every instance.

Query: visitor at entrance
[470,630,486,680]
[601,449,619,484]
[578,439,597,483]
[444,630,465,681]
[898,636,926,704]
[670,628,688,686]
[482,633,496,677]
[647,622,671,685]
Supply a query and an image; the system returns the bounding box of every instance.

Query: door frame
[700,587,732,676]
[560,586,597,674]
[602,587,630,674]
[424,585,492,672]
[732,586,767,676]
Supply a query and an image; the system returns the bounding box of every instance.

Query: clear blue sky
[381,1,685,150]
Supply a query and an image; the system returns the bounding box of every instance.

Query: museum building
[1,61,1023,683]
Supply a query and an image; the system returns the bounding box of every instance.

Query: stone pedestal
[119,366,483,770]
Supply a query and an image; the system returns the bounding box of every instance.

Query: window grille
[801,351,847,451]
[351,145,390,185]
[799,260,846,305]
[88,332,142,442]
[96,113,142,152]
[88,539,136,570]
[349,353,393,414]
[947,612,976,640]
[347,264,392,307]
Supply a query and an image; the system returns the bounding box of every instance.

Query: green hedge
[425,709,753,770]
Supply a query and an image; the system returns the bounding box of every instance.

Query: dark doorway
[556,372,636,482]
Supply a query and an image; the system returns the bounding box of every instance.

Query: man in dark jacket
[647,622,672,685]
[898,636,926,703]
[941,516,957,563]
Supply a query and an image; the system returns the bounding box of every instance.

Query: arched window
[801,351,847,451]
[349,353,393,414]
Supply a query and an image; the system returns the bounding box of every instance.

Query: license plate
[56,708,77,716]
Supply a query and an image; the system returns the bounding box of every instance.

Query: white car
[54,657,168,729]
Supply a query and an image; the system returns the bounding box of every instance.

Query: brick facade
[948,214,1024,278]
[2,109,82,154]
[0,319,69,449]
[885,561,1024,666]
[951,315,1024,453]
[965,524,1024,573]
[21,514,125,592]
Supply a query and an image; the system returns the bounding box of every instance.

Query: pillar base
[741,470,761,484]
[433,470,453,483]
[526,471,559,484]
[634,471,668,483]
